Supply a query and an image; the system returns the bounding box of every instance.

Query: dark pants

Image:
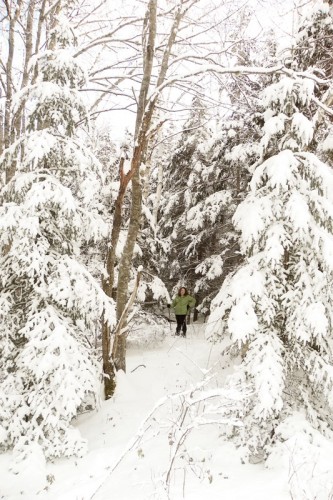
[176,315,187,336]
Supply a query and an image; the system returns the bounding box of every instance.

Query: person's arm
[188,296,196,308]
[171,297,178,308]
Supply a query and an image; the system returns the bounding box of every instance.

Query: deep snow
[1,323,333,500]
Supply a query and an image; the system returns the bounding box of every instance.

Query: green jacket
[171,295,196,315]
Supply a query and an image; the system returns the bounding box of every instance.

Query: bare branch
[74,18,144,58]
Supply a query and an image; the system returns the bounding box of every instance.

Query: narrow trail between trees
[0,324,291,500]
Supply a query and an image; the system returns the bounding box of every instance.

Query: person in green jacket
[168,287,196,337]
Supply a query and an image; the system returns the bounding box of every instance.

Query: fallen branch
[131,364,147,373]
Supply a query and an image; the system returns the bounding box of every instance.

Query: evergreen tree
[158,97,214,298]
[0,12,115,458]
[157,23,275,314]
[191,112,262,316]
[294,1,333,80]
[85,126,118,282]
[207,71,333,459]
[293,1,333,168]
[191,27,276,314]
[158,95,263,314]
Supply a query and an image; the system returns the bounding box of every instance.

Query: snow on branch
[149,65,329,103]
[89,372,246,499]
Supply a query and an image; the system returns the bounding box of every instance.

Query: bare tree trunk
[0,92,3,156]
[102,156,132,297]
[102,0,204,398]
[101,0,157,397]
[11,0,37,148]
[152,159,164,233]
[4,16,15,153]
[115,158,143,371]
[112,268,142,371]
[32,0,47,84]
[48,1,63,50]
[133,0,157,138]
[101,319,116,398]
[142,155,152,202]
[113,0,157,373]
[112,0,184,379]
[4,0,23,182]
[101,155,135,398]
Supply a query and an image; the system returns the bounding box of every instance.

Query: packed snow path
[1,324,332,499]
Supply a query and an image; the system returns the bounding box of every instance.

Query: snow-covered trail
[45,324,230,500]
[1,324,292,500]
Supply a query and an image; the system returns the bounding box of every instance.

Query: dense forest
[1,0,333,481]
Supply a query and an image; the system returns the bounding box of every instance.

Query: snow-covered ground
[1,324,333,500]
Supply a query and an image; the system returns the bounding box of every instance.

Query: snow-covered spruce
[158,86,263,314]
[206,75,333,458]
[158,97,235,306]
[293,1,333,165]
[294,1,333,80]
[0,13,115,458]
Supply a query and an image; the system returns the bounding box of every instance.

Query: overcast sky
[96,0,318,143]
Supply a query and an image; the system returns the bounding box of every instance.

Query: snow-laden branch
[89,372,244,499]
[167,50,231,68]
[148,64,330,103]
[312,84,333,126]
[43,0,61,19]
[88,377,212,499]
[312,95,333,117]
